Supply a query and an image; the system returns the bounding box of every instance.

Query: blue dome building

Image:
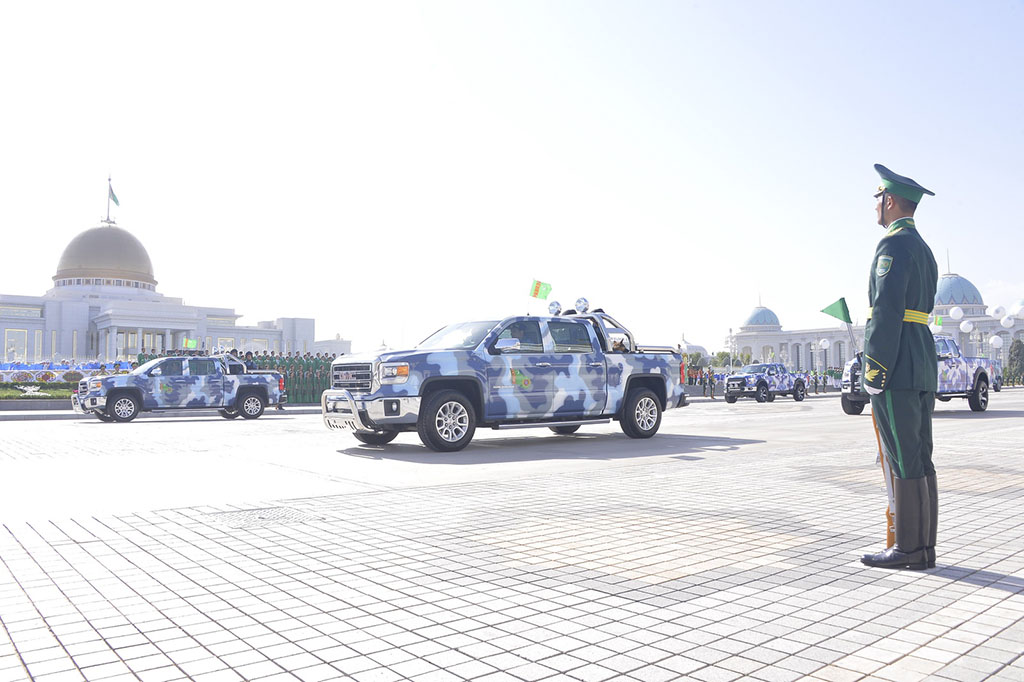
[740,306,782,331]
[935,273,984,307]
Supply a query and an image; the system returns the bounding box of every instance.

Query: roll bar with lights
[546,297,676,354]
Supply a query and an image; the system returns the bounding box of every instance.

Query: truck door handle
[588,362,603,367]
[535,362,551,367]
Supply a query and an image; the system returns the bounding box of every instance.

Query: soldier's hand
[864,384,883,396]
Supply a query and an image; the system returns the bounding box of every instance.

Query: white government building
[728,273,1023,372]
[1,220,350,363]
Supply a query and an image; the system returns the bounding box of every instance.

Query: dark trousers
[871,390,935,479]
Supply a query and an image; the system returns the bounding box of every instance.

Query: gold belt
[865,308,930,324]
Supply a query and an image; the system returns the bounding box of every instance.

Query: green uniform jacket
[862,217,939,392]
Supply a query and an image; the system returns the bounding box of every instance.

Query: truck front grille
[79,380,88,393]
[332,364,373,392]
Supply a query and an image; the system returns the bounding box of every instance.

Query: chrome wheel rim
[979,384,988,408]
[635,397,658,431]
[113,398,135,419]
[243,396,261,415]
[435,401,469,442]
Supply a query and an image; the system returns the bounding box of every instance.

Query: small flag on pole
[183,338,197,349]
[108,183,119,207]
[821,297,852,324]
[530,280,552,299]
[935,315,943,326]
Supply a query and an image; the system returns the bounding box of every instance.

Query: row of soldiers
[246,351,337,404]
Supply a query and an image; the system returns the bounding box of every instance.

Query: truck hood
[332,349,468,366]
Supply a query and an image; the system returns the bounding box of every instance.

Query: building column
[111,326,120,361]
[136,327,143,355]
[164,329,172,353]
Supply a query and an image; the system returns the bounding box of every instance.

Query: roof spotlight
[548,301,562,316]
[575,297,590,314]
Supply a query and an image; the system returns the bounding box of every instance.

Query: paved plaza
[1,392,1023,682]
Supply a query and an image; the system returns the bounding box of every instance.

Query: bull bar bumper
[321,389,421,433]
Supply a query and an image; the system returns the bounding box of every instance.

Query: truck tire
[108,393,140,423]
[755,383,769,403]
[793,382,806,401]
[841,395,865,415]
[724,394,738,404]
[219,407,240,419]
[239,392,265,419]
[95,412,114,422]
[620,388,661,439]
[418,389,476,452]
[354,431,399,445]
[550,425,581,435]
[765,391,776,402]
[968,377,989,412]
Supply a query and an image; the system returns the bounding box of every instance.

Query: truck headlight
[89,379,102,390]
[379,362,410,384]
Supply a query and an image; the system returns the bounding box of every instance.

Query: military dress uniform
[861,164,939,571]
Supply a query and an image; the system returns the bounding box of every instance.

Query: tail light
[279,377,285,391]
[680,361,685,385]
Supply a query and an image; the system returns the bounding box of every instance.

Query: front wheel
[418,390,476,452]
[620,388,662,439]
[550,425,581,435]
[724,394,738,404]
[354,431,399,445]
[841,394,865,415]
[755,384,769,403]
[968,377,989,412]
[108,394,140,423]
[219,407,240,419]
[765,391,776,402]
[239,392,266,419]
[95,412,114,422]
[793,382,806,401]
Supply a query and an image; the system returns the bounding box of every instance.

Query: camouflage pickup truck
[72,354,287,422]
[840,334,996,414]
[723,363,807,403]
[322,300,687,452]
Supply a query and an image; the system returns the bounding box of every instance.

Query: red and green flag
[530,280,552,299]
[820,297,852,324]
[182,338,198,349]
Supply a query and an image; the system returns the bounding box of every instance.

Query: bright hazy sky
[2,1,1022,353]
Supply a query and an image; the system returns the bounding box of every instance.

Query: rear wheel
[620,388,662,439]
[550,425,581,435]
[755,384,769,403]
[793,382,806,401]
[354,431,399,445]
[968,377,989,412]
[239,392,265,419]
[418,390,476,452]
[108,393,140,423]
[841,394,865,415]
[219,407,240,419]
[724,394,738,404]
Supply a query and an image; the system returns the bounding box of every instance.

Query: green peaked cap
[874,163,935,204]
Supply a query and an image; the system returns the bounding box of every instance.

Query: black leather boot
[862,477,929,570]
[925,473,938,568]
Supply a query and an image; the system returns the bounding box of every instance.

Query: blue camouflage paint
[73,355,285,414]
[724,363,805,401]
[323,314,686,430]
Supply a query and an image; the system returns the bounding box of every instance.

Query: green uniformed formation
[860,164,940,572]
[253,351,336,404]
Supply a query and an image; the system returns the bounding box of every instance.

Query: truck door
[485,320,553,419]
[187,358,224,407]
[547,319,607,417]
[148,358,188,407]
[936,338,964,392]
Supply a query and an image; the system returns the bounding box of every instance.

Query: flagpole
[106,175,111,223]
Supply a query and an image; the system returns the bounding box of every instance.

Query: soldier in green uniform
[860,164,939,571]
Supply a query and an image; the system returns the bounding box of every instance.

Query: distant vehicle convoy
[723,363,807,403]
[321,301,688,451]
[840,334,996,414]
[72,354,287,422]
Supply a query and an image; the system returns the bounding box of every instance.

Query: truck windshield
[132,358,164,375]
[418,321,499,350]
[740,364,770,373]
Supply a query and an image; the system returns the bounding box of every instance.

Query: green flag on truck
[821,297,853,324]
[530,280,552,299]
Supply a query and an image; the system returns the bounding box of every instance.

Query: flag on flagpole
[529,280,552,299]
[820,297,852,324]
[108,184,119,207]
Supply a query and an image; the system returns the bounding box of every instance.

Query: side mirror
[495,338,521,353]
[938,352,952,360]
